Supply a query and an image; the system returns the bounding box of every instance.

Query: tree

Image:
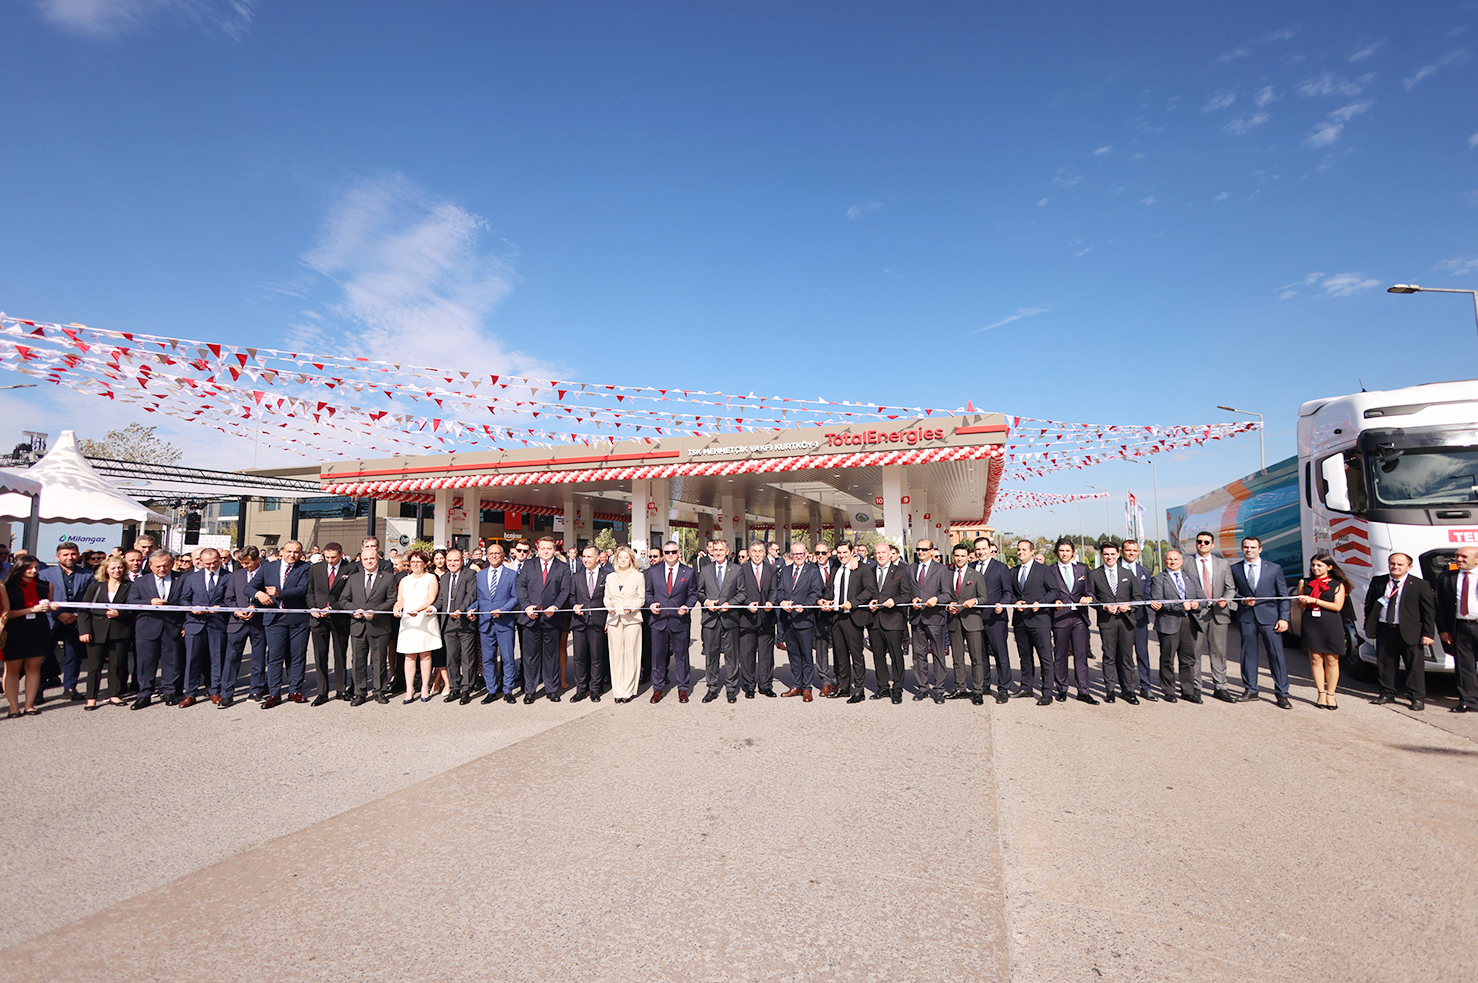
[593,528,619,552]
[80,423,182,465]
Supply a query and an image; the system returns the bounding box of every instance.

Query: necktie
[451,572,458,596]
[879,564,888,586]
[207,573,215,594]
[955,568,963,594]
[1018,564,1027,588]
[367,569,375,592]
[1173,571,1184,599]
[716,564,724,587]
[328,565,336,588]
[1387,579,1401,623]
[542,561,549,585]
[1108,566,1117,592]
[1200,559,1212,598]
[667,565,675,594]
[839,567,848,603]
[792,565,800,587]
[588,570,595,596]
[1463,572,1470,617]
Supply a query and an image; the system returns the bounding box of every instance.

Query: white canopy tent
[0,431,167,552]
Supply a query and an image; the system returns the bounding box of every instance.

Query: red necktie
[956,569,963,593]
[328,565,336,588]
[667,566,675,594]
[542,561,549,585]
[1463,572,1470,617]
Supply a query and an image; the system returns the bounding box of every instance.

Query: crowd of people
[1,526,1469,718]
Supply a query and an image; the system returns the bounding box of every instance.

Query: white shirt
[1458,568,1478,620]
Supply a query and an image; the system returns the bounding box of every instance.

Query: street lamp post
[1388,284,1478,346]
[1086,483,1108,559]
[1217,405,1265,471]
[1047,509,1063,542]
[1128,457,1162,573]
[0,384,37,390]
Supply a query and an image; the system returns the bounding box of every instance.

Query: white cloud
[1036,197,1049,206]
[1305,121,1344,147]
[1469,133,1478,149]
[1223,113,1270,135]
[1349,40,1384,61]
[1074,245,1094,257]
[967,306,1050,335]
[1052,169,1081,189]
[301,174,540,375]
[1328,100,1374,122]
[1253,85,1278,107]
[1259,27,1298,43]
[1404,49,1466,88]
[1296,71,1371,97]
[1093,144,1112,155]
[1140,195,1156,206]
[1215,47,1250,65]
[1214,191,1229,201]
[1277,272,1326,297]
[1437,256,1478,276]
[1201,92,1236,112]
[36,0,255,38]
[1318,272,1381,297]
[846,201,882,220]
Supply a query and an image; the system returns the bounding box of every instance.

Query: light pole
[1217,405,1265,471]
[1388,283,1478,345]
[0,384,37,390]
[1047,509,1063,542]
[1127,457,1162,573]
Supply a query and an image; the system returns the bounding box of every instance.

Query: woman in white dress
[603,546,646,702]
[394,550,442,704]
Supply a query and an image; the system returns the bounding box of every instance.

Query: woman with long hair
[77,555,134,709]
[603,546,646,702]
[3,558,53,717]
[1296,552,1352,709]
[394,550,442,703]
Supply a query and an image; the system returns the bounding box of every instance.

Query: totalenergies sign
[823,427,946,448]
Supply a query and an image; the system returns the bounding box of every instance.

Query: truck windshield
[1369,448,1478,507]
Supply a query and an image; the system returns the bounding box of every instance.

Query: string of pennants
[991,490,1113,511]
[0,314,1260,481]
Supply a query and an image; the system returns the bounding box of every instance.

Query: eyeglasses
[1196,539,1212,545]
[662,549,679,554]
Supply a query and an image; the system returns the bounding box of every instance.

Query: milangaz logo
[687,439,821,458]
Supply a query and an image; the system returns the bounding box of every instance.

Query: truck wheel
[1342,626,1377,682]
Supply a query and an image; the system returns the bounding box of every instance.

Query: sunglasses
[663,549,679,554]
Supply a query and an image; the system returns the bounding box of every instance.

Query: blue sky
[2,0,1475,538]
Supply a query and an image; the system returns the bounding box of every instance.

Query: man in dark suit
[337,539,398,704]
[738,541,779,698]
[1366,551,1437,711]
[946,544,987,704]
[867,540,913,704]
[569,545,609,703]
[777,540,825,701]
[39,541,93,700]
[476,542,521,703]
[697,538,748,703]
[820,541,877,703]
[1120,539,1158,701]
[1046,537,1096,704]
[516,535,571,702]
[1228,535,1293,708]
[909,539,953,703]
[1437,544,1478,713]
[1089,542,1143,703]
[179,547,230,708]
[307,542,355,705]
[128,549,185,709]
[1010,539,1055,705]
[811,542,840,696]
[1148,549,1206,702]
[973,538,1018,704]
[245,539,313,709]
[646,541,698,702]
[223,546,267,703]
[438,547,481,704]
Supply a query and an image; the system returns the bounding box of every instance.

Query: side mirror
[1321,455,1351,512]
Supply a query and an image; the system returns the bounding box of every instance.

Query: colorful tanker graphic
[1166,455,1301,575]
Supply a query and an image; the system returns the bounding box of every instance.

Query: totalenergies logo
[824,427,946,448]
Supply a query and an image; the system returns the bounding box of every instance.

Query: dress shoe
[1139,688,1158,702]
[970,694,984,706]
[1451,703,1473,713]
[869,691,889,700]
[912,692,927,701]
[1371,694,1396,705]
[312,694,330,707]
[1123,694,1140,706]
[571,691,589,703]
[1103,692,1117,704]
[444,691,461,703]
[337,691,351,701]
[164,694,182,706]
[460,693,474,705]
[781,687,804,697]
[65,689,81,701]
[1163,694,1179,703]
[1019,688,1034,700]
[702,691,719,703]
[650,690,666,704]
[351,695,369,707]
[248,692,263,702]
[678,690,689,703]
[759,688,777,698]
[548,693,561,703]
[503,694,515,704]
[261,696,281,710]
[131,696,152,710]
[933,695,946,704]
[590,694,601,703]
[1076,693,1100,705]
[1213,689,1237,703]
[210,694,222,704]
[178,696,197,709]
[1411,699,1425,711]
[217,697,234,709]
[1239,690,1260,702]
[524,694,537,704]
[1275,694,1293,709]
[376,693,390,704]
[1055,691,1067,702]
[1036,695,1053,706]
[744,690,755,699]
[288,692,307,703]
[819,685,836,698]
[830,688,850,699]
[1185,693,1203,704]
[947,691,971,701]
[847,693,865,704]
[481,693,499,705]
[995,692,1009,704]
[727,692,737,703]
[891,692,902,704]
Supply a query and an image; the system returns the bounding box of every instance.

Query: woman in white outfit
[603,546,645,702]
[394,550,442,703]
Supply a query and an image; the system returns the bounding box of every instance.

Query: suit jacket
[1148,567,1207,637]
[1121,560,1154,627]
[646,561,698,630]
[909,560,952,626]
[1436,569,1476,635]
[335,561,399,638]
[223,566,263,636]
[1045,561,1092,626]
[1089,563,1142,626]
[307,558,356,613]
[39,564,93,630]
[179,568,231,635]
[127,572,186,640]
[516,558,571,630]
[774,560,825,631]
[245,558,313,625]
[696,560,747,628]
[1185,553,1235,625]
[946,563,986,632]
[569,564,611,629]
[1229,561,1291,625]
[437,566,480,633]
[972,557,1017,621]
[738,560,778,631]
[870,562,915,633]
[475,563,520,632]
[76,579,134,643]
[821,560,876,627]
[1009,560,1053,627]
[1364,573,1436,646]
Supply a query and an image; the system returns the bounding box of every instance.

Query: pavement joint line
[986,700,1020,982]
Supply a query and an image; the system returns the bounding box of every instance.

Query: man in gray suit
[909,539,953,704]
[697,537,747,703]
[1148,549,1207,702]
[437,548,481,704]
[337,539,399,705]
[1186,531,1237,703]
